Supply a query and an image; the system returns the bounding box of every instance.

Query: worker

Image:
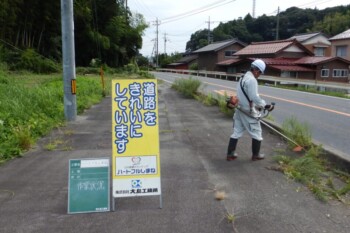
[226,59,274,161]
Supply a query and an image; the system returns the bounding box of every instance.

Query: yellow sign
[111,79,161,197]
[71,79,76,95]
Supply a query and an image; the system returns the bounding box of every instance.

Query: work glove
[264,104,274,112]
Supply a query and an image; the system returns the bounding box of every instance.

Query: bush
[124,63,139,73]
[189,62,198,70]
[15,49,59,73]
[172,77,201,98]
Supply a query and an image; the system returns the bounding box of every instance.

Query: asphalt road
[1,81,350,233]
[153,71,350,160]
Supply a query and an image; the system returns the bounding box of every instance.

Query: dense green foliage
[171,77,201,98]
[186,5,350,51]
[0,0,147,71]
[157,53,182,68]
[0,68,108,163]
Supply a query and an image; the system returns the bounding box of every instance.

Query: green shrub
[171,77,201,98]
[124,63,139,73]
[15,49,59,73]
[189,62,198,70]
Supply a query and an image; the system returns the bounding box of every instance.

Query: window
[332,69,348,77]
[227,67,237,74]
[224,50,236,57]
[281,71,297,78]
[321,69,329,77]
[314,47,325,56]
[336,46,347,57]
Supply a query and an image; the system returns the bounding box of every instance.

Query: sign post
[68,158,110,214]
[111,79,161,209]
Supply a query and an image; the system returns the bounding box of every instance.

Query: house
[167,54,198,70]
[233,39,314,58]
[329,29,350,62]
[216,39,350,83]
[217,39,314,75]
[289,32,331,56]
[294,56,350,83]
[192,39,246,71]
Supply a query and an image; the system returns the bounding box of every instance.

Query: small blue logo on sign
[131,180,142,188]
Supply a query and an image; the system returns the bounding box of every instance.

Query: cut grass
[273,147,350,203]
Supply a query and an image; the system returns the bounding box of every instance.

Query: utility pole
[163,33,169,55]
[125,0,128,22]
[205,16,214,44]
[60,0,77,121]
[153,18,160,67]
[252,0,256,18]
[276,6,280,40]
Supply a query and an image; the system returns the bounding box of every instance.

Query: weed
[202,93,217,106]
[64,129,74,136]
[13,126,33,151]
[44,139,64,151]
[282,116,312,149]
[273,145,350,203]
[309,184,328,202]
[171,77,201,98]
[62,146,73,151]
[0,71,114,163]
[225,212,236,223]
[44,143,57,151]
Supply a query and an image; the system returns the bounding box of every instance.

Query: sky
[128,0,350,57]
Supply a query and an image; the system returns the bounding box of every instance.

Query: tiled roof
[269,65,314,72]
[193,39,245,53]
[329,29,350,40]
[167,63,183,66]
[295,56,350,65]
[289,32,324,42]
[234,39,296,55]
[216,58,242,66]
[176,55,198,63]
[295,56,335,64]
[259,58,298,65]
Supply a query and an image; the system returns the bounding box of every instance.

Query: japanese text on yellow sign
[111,79,160,190]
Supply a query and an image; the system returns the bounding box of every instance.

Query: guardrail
[156,68,350,94]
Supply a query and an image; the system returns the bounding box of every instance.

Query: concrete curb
[262,118,350,172]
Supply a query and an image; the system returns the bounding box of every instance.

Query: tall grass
[282,116,312,149]
[0,71,108,163]
[172,77,201,98]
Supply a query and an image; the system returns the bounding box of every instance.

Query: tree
[312,10,350,35]
[0,0,147,69]
[186,29,209,52]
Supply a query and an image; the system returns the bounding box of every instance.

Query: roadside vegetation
[0,63,154,164]
[275,84,350,99]
[172,77,350,204]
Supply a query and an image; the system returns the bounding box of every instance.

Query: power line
[161,0,226,21]
[161,0,236,24]
[133,0,157,18]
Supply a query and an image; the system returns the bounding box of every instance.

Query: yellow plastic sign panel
[111,79,161,198]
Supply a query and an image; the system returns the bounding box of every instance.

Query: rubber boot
[227,138,238,161]
[252,139,264,161]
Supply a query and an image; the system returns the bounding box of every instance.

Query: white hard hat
[251,59,266,73]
